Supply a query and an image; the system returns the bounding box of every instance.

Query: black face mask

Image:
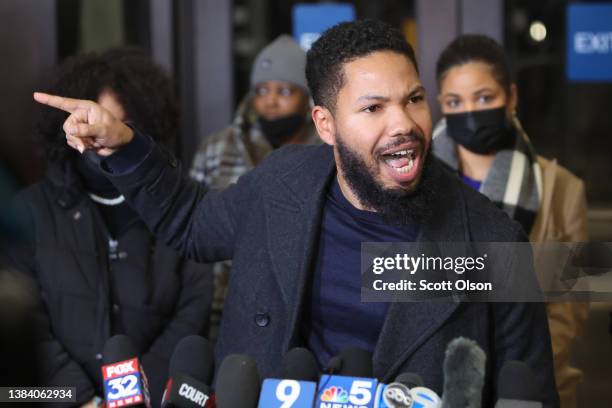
[258,113,306,148]
[445,107,515,154]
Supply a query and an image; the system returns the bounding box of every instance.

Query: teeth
[390,149,414,158]
[394,158,414,173]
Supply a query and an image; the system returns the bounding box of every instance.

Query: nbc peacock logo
[320,386,349,403]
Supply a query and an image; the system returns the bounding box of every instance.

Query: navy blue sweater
[305,178,418,367]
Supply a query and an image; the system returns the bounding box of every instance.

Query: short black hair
[36,48,179,163]
[436,34,513,96]
[306,19,418,111]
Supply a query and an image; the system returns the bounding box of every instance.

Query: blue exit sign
[293,3,356,51]
[567,4,612,82]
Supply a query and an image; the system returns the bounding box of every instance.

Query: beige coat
[530,156,589,408]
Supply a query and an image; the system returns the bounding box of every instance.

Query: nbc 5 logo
[317,375,377,407]
[320,386,349,403]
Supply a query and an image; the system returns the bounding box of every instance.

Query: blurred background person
[0,268,43,388]
[189,34,320,342]
[0,157,43,389]
[190,34,318,188]
[432,34,589,408]
[6,49,213,407]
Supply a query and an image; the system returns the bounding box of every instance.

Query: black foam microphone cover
[395,372,424,389]
[497,360,541,402]
[281,348,319,382]
[103,334,138,364]
[214,354,260,408]
[325,355,343,374]
[338,347,373,378]
[169,335,215,385]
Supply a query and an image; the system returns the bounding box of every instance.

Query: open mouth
[381,149,417,173]
[378,144,423,184]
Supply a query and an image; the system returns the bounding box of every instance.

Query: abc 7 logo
[383,383,413,408]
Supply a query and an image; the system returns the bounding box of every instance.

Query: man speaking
[34,20,558,407]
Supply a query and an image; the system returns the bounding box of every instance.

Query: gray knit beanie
[250,35,308,92]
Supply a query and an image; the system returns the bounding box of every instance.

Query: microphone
[394,373,440,408]
[316,348,379,408]
[214,354,260,408]
[494,361,542,408]
[101,334,151,408]
[338,347,374,377]
[440,337,486,408]
[324,355,343,375]
[258,348,320,408]
[389,373,440,408]
[395,373,424,389]
[374,381,414,408]
[281,347,319,381]
[161,335,215,408]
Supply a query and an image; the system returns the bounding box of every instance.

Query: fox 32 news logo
[102,358,147,407]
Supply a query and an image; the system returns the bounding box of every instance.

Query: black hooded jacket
[7,160,213,406]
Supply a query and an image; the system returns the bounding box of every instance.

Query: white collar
[88,193,126,206]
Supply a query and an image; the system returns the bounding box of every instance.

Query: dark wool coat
[9,162,213,406]
[105,142,559,407]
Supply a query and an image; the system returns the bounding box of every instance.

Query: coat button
[112,304,120,313]
[95,353,103,360]
[254,313,270,327]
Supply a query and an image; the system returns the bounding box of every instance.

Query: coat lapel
[373,159,468,381]
[263,145,336,350]
[530,157,557,242]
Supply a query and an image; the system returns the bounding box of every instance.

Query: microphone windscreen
[442,337,486,408]
[169,335,215,385]
[103,334,138,364]
[395,372,424,388]
[497,360,541,402]
[338,347,373,377]
[214,354,260,408]
[281,347,319,381]
[324,355,343,374]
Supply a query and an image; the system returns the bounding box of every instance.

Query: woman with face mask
[432,34,589,408]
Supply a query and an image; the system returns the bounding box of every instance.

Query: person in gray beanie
[190,34,320,342]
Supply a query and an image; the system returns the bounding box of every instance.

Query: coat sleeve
[560,178,588,242]
[546,175,589,408]
[104,142,260,264]
[140,259,214,402]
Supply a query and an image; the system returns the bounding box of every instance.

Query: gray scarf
[433,117,542,234]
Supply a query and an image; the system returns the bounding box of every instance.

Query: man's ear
[312,105,336,146]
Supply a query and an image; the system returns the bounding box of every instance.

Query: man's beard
[335,133,438,225]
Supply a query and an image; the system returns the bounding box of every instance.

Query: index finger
[33,92,93,113]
